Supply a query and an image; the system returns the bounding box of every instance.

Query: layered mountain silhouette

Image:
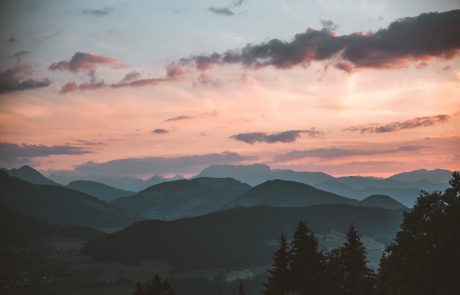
[113,177,251,219]
[0,171,143,228]
[82,204,404,270]
[197,164,450,206]
[226,179,359,208]
[67,180,135,202]
[2,165,59,186]
[360,195,407,210]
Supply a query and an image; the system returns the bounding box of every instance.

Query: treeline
[264,171,460,295]
[134,172,460,295]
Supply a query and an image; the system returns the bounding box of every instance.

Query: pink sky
[1,4,459,177]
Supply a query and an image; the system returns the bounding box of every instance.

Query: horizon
[1,1,459,178]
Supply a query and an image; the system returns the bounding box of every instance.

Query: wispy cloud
[273,145,423,162]
[163,115,194,122]
[82,7,113,17]
[0,142,89,168]
[181,10,460,71]
[344,114,452,133]
[73,151,256,176]
[209,7,234,16]
[230,128,321,144]
[152,128,169,134]
[49,52,118,73]
[0,64,51,94]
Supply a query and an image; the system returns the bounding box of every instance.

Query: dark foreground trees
[133,274,175,295]
[264,222,373,295]
[377,172,460,295]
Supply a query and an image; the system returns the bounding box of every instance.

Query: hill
[2,165,59,186]
[67,180,135,202]
[0,171,143,229]
[197,164,334,186]
[226,179,359,208]
[360,195,407,210]
[82,204,404,271]
[112,177,251,219]
[387,168,452,183]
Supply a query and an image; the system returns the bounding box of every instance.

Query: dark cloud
[152,128,169,134]
[7,37,17,44]
[344,114,451,133]
[73,151,255,176]
[49,52,118,73]
[72,139,105,146]
[209,7,234,16]
[164,115,194,122]
[13,51,30,59]
[230,128,321,144]
[166,63,184,78]
[119,71,141,84]
[0,64,51,94]
[274,145,423,162]
[181,10,460,71]
[320,19,338,32]
[232,0,247,6]
[82,7,113,17]
[59,77,170,94]
[0,142,89,168]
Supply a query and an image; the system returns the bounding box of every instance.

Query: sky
[0,0,459,178]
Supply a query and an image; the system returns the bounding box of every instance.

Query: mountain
[387,169,452,183]
[48,171,184,191]
[112,177,251,219]
[2,165,59,186]
[82,204,404,271]
[0,171,143,229]
[226,179,359,208]
[196,164,451,207]
[360,195,407,210]
[67,180,135,202]
[197,164,334,186]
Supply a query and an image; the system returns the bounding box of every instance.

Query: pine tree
[289,221,325,295]
[377,172,460,295]
[238,281,246,295]
[264,234,290,295]
[133,274,175,295]
[340,223,374,295]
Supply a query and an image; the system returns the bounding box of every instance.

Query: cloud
[209,7,234,16]
[73,151,256,176]
[232,0,247,6]
[152,128,169,134]
[164,115,194,122]
[274,145,423,162]
[49,52,118,73]
[59,77,170,94]
[119,71,141,84]
[0,64,51,94]
[344,114,451,133]
[230,128,321,144]
[320,19,338,32]
[0,142,89,168]
[82,7,113,17]
[166,63,184,78]
[194,73,221,87]
[180,10,460,71]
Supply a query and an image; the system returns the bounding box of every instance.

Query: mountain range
[112,177,251,220]
[82,204,404,271]
[0,171,143,229]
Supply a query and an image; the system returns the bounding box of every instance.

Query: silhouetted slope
[387,168,452,183]
[82,205,404,270]
[226,179,359,208]
[0,172,143,228]
[67,180,134,202]
[197,164,334,186]
[113,177,251,219]
[2,165,59,186]
[360,195,407,210]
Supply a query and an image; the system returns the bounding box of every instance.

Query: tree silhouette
[238,281,246,295]
[264,234,290,295]
[340,223,374,295]
[377,172,460,295]
[133,274,175,295]
[289,221,325,295]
